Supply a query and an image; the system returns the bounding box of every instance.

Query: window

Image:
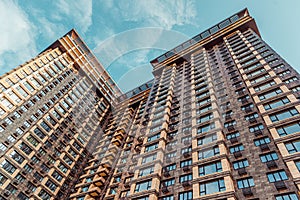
[237,177,255,189]
[18,142,33,155]
[245,113,259,121]
[38,189,51,200]
[275,193,299,200]
[247,67,266,78]
[139,166,154,177]
[229,144,244,153]
[162,196,174,200]
[254,80,276,92]
[52,170,63,182]
[224,120,236,128]
[180,174,192,183]
[269,108,299,122]
[165,164,176,171]
[34,128,46,139]
[135,180,152,192]
[197,134,217,146]
[284,77,298,84]
[197,123,215,134]
[23,81,34,92]
[197,113,213,124]
[0,173,7,186]
[249,124,264,133]
[1,159,16,174]
[161,178,175,187]
[226,132,240,140]
[199,161,222,176]
[200,179,226,196]
[142,154,157,164]
[254,137,270,146]
[180,159,192,167]
[45,179,57,191]
[267,170,288,182]
[9,150,25,164]
[258,88,282,100]
[264,97,290,110]
[0,97,13,109]
[40,121,51,132]
[285,140,300,154]
[147,133,160,142]
[198,146,220,160]
[233,159,249,169]
[197,105,212,114]
[145,143,158,152]
[27,135,39,147]
[179,191,192,200]
[260,152,278,163]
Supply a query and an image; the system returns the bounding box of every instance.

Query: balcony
[162,186,169,194]
[266,161,277,169]
[97,167,110,177]
[88,187,101,197]
[242,188,253,196]
[274,181,287,190]
[93,176,106,187]
[182,181,191,188]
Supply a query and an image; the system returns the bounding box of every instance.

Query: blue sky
[0,0,299,92]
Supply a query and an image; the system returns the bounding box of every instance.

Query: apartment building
[1,8,300,200]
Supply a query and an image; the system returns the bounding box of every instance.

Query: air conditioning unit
[242,188,253,196]
[162,187,169,193]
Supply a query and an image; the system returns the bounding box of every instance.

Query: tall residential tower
[0,8,300,200]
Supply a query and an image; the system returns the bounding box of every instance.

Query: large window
[142,154,157,164]
[264,97,290,111]
[40,121,51,132]
[197,113,213,124]
[145,143,158,152]
[276,122,300,137]
[197,123,215,134]
[285,140,300,154]
[200,179,226,196]
[237,177,255,189]
[269,108,299,122]
[267,170,288,183]
[135,180,152,192]
[258,88,282,100]
[139,166,154,177]
[1,159,16,174]
[18,142,33,155]
[197,134,217,146]
[9,150,25,164]
[147,133,160,142]
[199,161,222,176]
[198,146,219,160]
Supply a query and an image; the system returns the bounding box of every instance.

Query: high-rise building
[0,8,300,200]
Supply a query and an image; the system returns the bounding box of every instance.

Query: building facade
[0,8,300,200]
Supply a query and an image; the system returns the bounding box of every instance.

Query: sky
[0,0,299,92]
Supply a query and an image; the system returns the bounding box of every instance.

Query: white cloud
[116,0,197,29]
[0,0,37,74]
[56,0,93,33]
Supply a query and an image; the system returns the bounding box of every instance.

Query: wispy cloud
[55,0,93,33]
[0,0,37,75]
[115,0,197,29]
